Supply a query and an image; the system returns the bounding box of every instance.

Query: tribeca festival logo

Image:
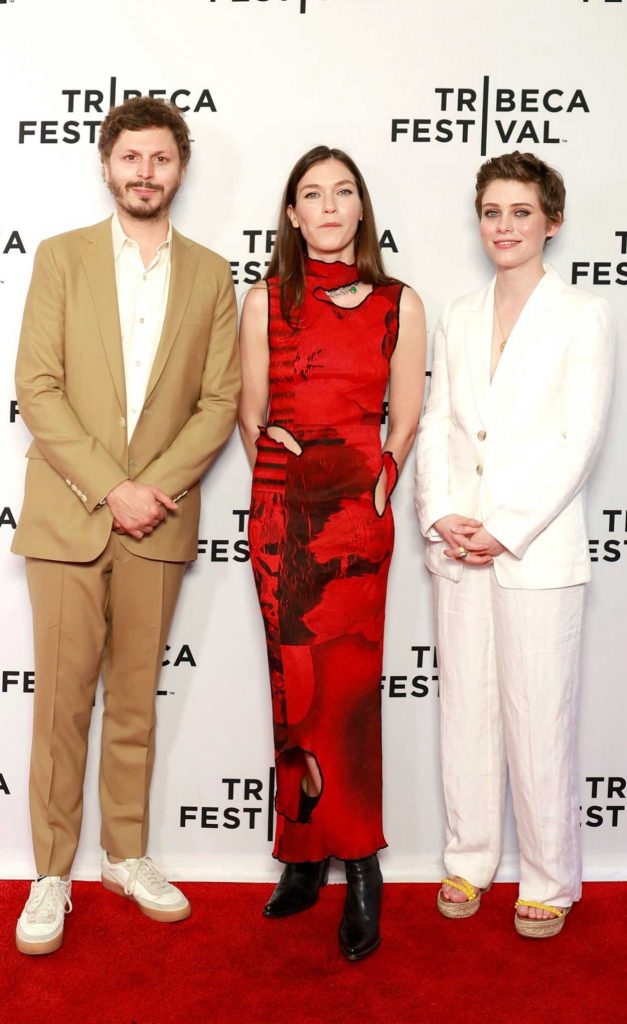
[0,505,16,531]
[381,644,438,700]
[391,78,590,156]
[572,229,627,287]
[180,769,276,841]
[0,228,26,289]
[157,641,197,697]
[198,508,251,561]
[18,78,217,145]
[581,776,626,828]
[589,510,627,564]
[1,669,35,695]
[0,229,25,256]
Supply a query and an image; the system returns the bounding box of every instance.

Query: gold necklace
[494,302,508,353]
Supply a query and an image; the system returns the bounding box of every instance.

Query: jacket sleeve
[415,304,455,538]
[484,297,615,559]
[15,239,129,513]
[136,260,240,497]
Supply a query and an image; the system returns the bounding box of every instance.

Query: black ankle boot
[338,854,383,961]
[263,859,330,918]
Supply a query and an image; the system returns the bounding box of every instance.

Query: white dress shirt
[112,212,171,440]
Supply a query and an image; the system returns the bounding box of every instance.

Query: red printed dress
[249,257,403,863]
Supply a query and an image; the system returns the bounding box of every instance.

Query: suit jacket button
[120,417,126,427]
[477,430,487,441]
[476,464,483,476]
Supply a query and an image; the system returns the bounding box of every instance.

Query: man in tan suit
[13,97,240,955]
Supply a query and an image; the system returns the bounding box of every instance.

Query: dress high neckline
[304,256,359,290]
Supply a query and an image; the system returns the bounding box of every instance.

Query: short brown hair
[475,151,565,224]
[98,96,191,167]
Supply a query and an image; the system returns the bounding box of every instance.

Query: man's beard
[107,178,180,221]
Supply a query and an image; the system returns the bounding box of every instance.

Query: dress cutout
[249,257,403,862]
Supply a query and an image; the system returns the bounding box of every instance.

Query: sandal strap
[441,877,478,901]
[515,899,564,917]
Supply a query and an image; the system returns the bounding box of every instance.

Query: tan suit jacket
[13,217,240,563]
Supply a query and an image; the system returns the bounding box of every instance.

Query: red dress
[249,257,403,863]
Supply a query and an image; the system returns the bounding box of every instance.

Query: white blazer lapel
[489,264,566,392]
[464,276,494,427]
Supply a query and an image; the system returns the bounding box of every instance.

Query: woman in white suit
[415,152,614,937]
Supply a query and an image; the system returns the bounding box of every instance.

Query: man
[13,96,240,955]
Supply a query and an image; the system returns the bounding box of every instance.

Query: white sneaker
[16,876,72,955]
[101,854,191,922]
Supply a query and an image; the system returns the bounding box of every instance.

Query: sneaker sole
[101,875,191,922]
[16,929,63,956]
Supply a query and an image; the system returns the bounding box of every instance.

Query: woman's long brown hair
[265,145,395,326]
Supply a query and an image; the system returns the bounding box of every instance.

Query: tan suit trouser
[26,533,186,876]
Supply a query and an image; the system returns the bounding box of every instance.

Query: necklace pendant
[500,339,507,353]
[324,282,359,298]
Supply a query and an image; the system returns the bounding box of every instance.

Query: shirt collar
[111,210,172,263]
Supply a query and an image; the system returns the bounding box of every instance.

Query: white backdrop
[1,0,625,883]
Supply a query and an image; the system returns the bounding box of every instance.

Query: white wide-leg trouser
[433,566,584,908]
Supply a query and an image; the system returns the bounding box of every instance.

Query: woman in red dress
[239,146,425,960]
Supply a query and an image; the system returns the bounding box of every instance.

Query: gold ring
[457,546,468,559]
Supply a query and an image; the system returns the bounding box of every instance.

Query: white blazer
[415,265,614,589]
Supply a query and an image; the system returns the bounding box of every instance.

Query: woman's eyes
[484,209,530,218]
[304,189,353,200]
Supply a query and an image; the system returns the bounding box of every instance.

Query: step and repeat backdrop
[1,0,625,882]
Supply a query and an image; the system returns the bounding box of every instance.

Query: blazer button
[120,417,126,428]
[476,464,483,476]
[477,430,487,441]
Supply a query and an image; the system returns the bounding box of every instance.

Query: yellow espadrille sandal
[437,877,490,919]
[514,899,571,938]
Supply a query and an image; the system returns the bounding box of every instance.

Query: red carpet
[1,881,627,1024]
